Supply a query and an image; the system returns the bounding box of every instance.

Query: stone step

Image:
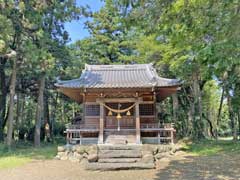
[105,137,135,142]
[105,138,135,141]
[85,162,155,171]
[104,134,136,144]
[98,145,142,150]
[98,158,141,163]
[105,135,135,138]
[99,149,140,154]
[104,131,136,135]
[105,138,128,144]
[98,151,142,159]
[105,141,128,145]
[105,135,135,137]
[105,138,134,141]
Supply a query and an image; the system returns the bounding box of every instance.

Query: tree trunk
[187,102,194,137]
[19,94,25,126]
[172,93,178,123]
[216,86,225,139]
[0,59,7,141]
[203,113,216,138]
[3,106,9,130]
[227,90,238,140]
[34,74,45,147]
[44,94,50,142]
[61,100,65,123]
[44,94,50,126]
[192,70,204,139]
[238,112,240,140]
[6,58,17,149]
[16,93,20,126]
[16,93,21,136]
[50,92,58,140]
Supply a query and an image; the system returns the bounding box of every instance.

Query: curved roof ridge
[144,64,157,85]
[55,63,181,89]
[85,63,151,70]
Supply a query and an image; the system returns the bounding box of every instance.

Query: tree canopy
[0,0,239,148]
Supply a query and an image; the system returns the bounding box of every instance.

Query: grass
[184,139,240,156]
[0,138,239,170]
[0,156,31,169]
[0,141,60,170]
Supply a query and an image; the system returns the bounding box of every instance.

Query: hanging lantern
[126,110,131,116]
[116,113,122,119]
[108,110,113,116]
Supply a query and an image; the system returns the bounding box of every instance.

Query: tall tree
[85,0,137,64]
[118,0,240,139]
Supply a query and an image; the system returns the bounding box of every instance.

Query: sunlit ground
[0,138,239,180]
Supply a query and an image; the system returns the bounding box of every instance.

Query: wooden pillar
[153,91,158,122]
[99,102,104,144]
[69,132,72,144]
[66,132,70,145]
[80,133,82,145]
[170,129,174,144]
[158,131,160,144]
[82,93,86,122]
[135,100,141,144]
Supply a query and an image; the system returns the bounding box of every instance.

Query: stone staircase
[85,145,155,170]
[104,131,136,144]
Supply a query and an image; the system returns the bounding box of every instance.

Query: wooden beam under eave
[84,87,154,93]
[155,86,179,102]
[58,87,84,103]
[96,97,143,103]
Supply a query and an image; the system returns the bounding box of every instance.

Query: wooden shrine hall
[55,64,180,145]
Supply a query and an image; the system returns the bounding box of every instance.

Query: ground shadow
[154,152,240,180]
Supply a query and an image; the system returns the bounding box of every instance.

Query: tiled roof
[55,64,180,89]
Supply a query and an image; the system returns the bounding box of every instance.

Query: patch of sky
[64,0,104,43]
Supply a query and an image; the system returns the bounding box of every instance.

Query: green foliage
[1,0,240,146]
[185,139,240,156]
[0,0,84,146]
[121,0,240,139]
[83,0,137,64]
[0,14,13,54]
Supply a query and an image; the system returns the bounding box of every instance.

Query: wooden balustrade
[140,123,175,144]
[65,122,175,145]
[140,123,175,129]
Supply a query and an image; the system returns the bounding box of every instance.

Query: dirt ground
[0,151,239,180]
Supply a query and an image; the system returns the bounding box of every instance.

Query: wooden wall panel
[140,117,155,124]
[85,95,98,102]
[84,117,99,128]
[105,116,135,128]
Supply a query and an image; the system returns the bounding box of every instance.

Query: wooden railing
[65,123,99,144]
[66,123,174,129]
[141,123,175,144]
[65,122,175,144]
[66,123,99,130]
[140,123,174,129]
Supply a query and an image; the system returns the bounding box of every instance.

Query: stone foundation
[55,144,98,163]
[55,144,181,170]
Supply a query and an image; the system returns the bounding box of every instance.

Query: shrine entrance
[96,98,141,144]
[102,102,136,144]
[104,103,135,130]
